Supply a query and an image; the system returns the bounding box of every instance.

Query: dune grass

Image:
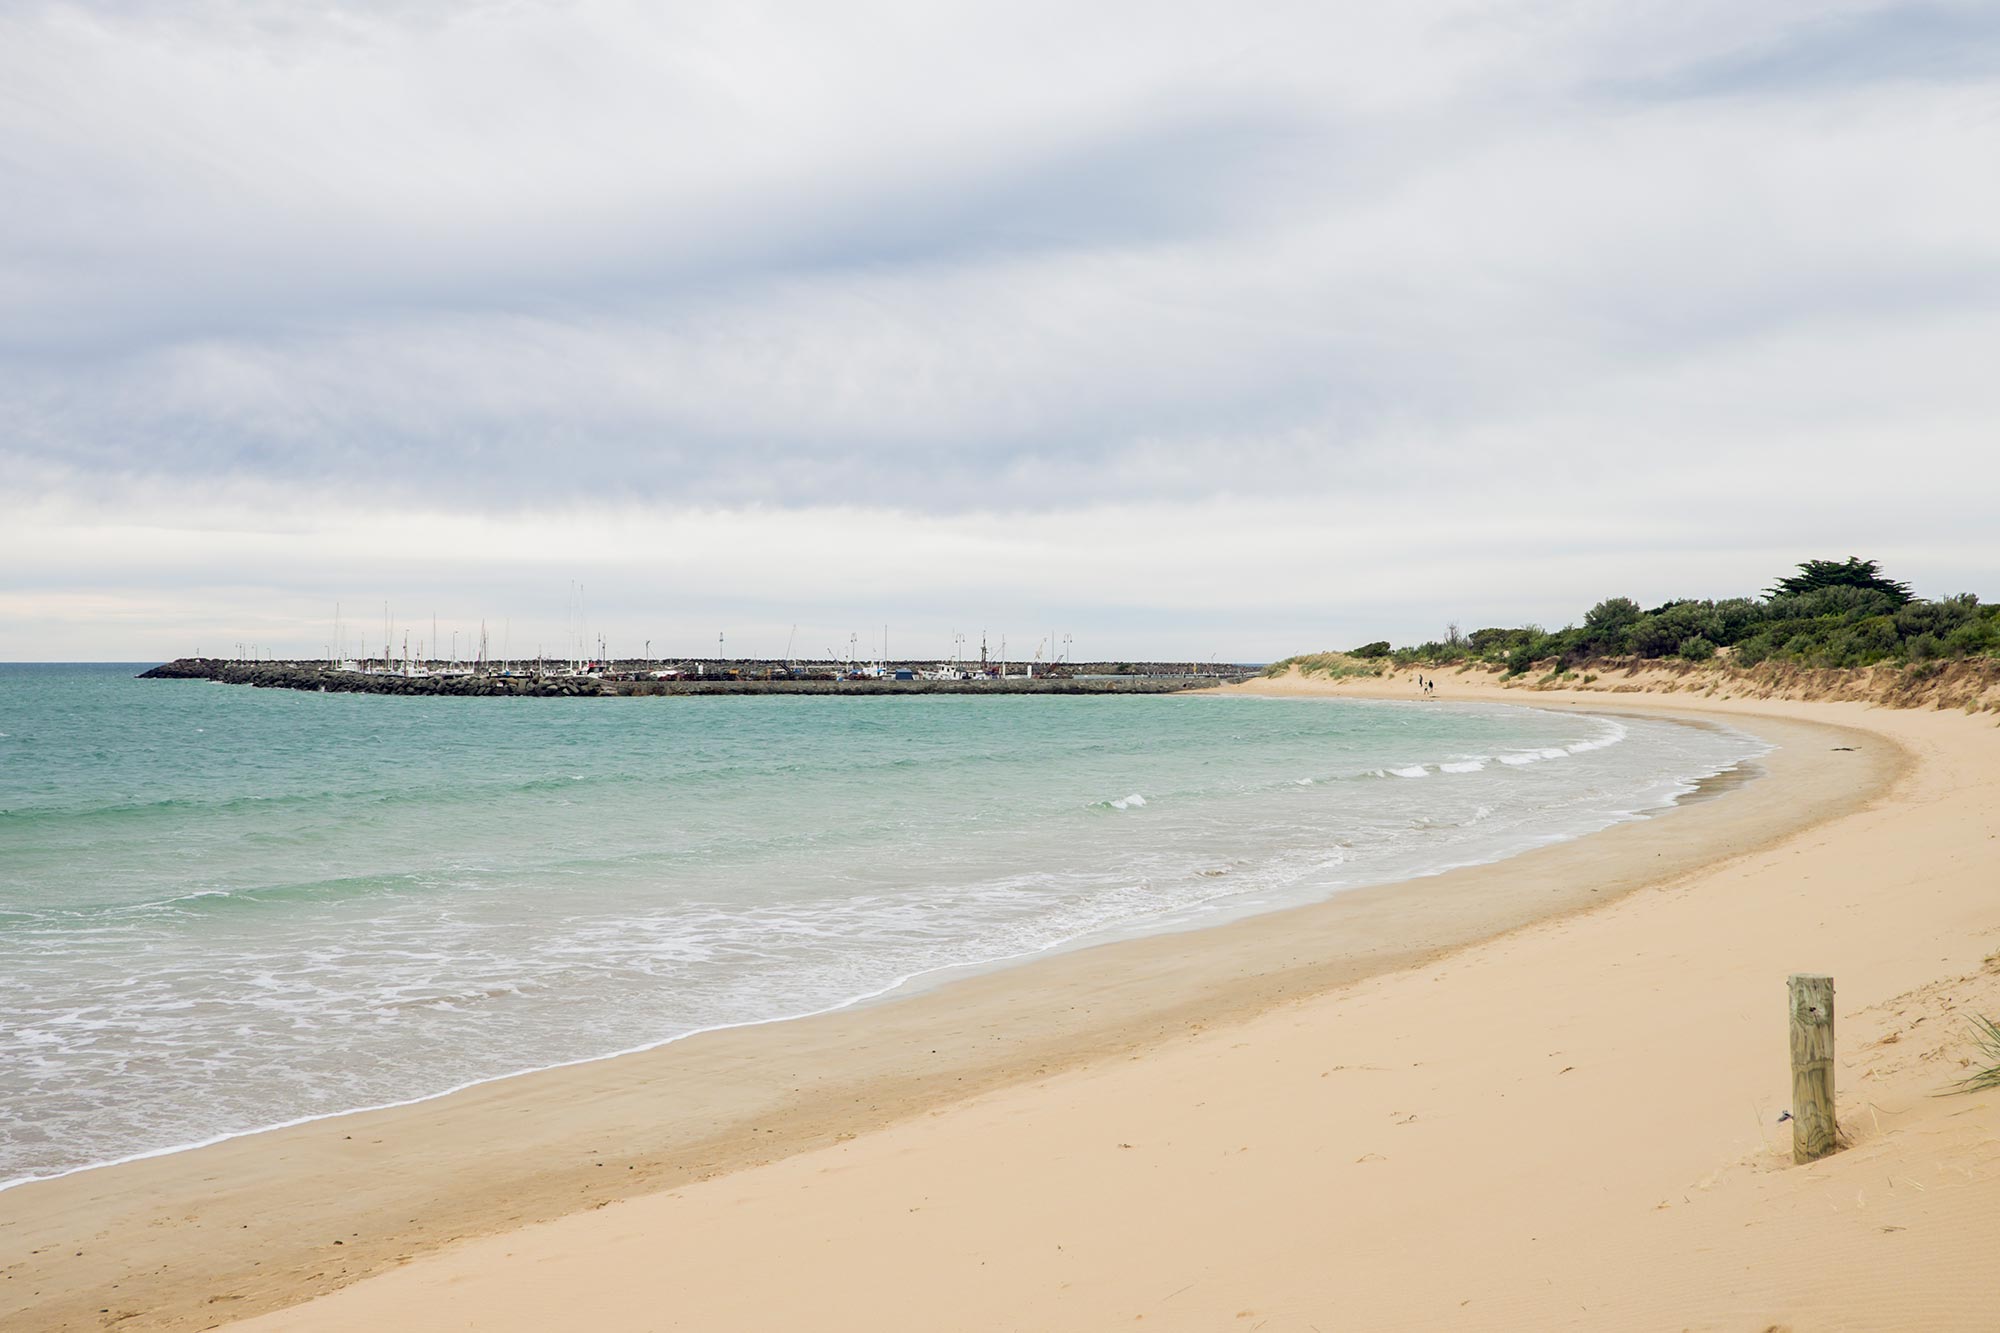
[1263,652,1387,680]
[1947,1015,2000,1094]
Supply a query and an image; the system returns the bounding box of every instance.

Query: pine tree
[1767,557,1913,605]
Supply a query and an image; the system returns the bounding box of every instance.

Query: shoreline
[0,696,1756,1201]
[0,691,1898,1331]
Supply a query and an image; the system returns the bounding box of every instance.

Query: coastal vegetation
[1949,1014,2000,1095]
[1271,559,2000,679]
[1258,651,1387,681]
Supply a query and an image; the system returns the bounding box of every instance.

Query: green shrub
[1581,597,1642,654]
[1895,595,1977,639]
[1853,615,1900,657]
[1351,641,1392,658]
[1628,615,1678,658]
[1733,633,1773,666]
[1630,602,1725,657]
[1678,635,1717,661]
[1711,598,1765,644]
[1768,586,1903,625]
[1947,620,1997,656]
[1467,627,1531,655]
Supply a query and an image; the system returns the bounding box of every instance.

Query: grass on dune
[1263,652,1388,680]
[1947,1015,2000,1094]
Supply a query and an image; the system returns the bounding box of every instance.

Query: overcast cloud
[4,0,1997,660]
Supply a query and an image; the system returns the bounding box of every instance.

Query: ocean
[0,663,1765,1188]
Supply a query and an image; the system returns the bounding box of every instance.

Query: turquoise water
[0,664,1765,1186]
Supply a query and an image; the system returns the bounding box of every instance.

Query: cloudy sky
[4,0,1996,662]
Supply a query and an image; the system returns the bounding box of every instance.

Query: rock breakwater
[138,659,1244,698]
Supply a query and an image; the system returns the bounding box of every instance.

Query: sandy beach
[12,3,1997,1327]
[6,670,1997,1331]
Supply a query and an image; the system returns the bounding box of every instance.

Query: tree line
[1330,559,1999,676]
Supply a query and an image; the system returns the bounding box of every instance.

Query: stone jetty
[138,659,1248,698]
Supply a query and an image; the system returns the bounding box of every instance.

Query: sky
[4,0,1997,663]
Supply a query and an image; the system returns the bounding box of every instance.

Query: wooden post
[1788,973,1837,1163]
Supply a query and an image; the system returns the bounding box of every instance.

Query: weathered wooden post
[1788,973,1837,1162]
